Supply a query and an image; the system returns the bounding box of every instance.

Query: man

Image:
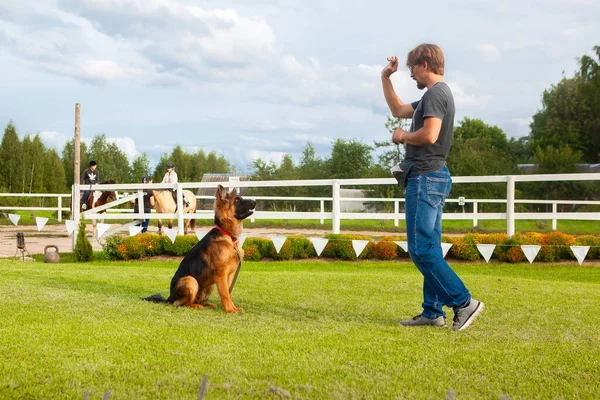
[132,176,155,233]
[381,44,484,331]
[81,160,100,210]
[161,161,189,207]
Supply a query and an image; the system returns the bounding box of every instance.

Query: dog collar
[215,224,236,241]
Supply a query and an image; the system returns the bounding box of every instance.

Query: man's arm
[81,170,88,184]
[392,117,442,146]
[381,56,414,119]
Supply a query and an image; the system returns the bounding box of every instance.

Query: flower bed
[102,232,600,263]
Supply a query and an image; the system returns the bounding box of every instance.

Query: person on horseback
[161,161,189,208]
[81,160,100,210]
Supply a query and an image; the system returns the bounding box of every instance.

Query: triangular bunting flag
[8,213,20,226]
[352,240,369,257]
[195,230,210,241]
[570,245,590,265]
[36,217,49,231]
[97,223,111,239]
[521,245,541,264]
[238,234,247,248]
[271,236,287,253]
[164,228,178,244]
[65,220,76,236]
[477,244,496,263]
[129,226,143,237]
[310,238,329,256]
[394,241,408,253]
[441,243,453,258]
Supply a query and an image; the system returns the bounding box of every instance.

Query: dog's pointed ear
[216,184,226,200]
[230,187,237,197]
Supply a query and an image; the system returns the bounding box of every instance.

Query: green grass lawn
[0,259,598,399]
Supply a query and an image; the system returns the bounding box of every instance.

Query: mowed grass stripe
[0,260,598,399]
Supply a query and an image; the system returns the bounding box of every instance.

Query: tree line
[0,44,597,211]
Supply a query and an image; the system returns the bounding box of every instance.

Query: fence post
[473,201,478,227]
[552,202,557,230]
[177,183,184,235]
[394,200,399,227]
[320,200,324,225]
[507,176,515,237]
[332,180,340,234]
[58,195,62,222]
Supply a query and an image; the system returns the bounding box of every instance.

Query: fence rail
[1,173,599,239]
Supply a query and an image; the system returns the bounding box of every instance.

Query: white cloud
[106,137,139,161]
[447,82,491,109]
[478,44,502,62]
[245,149,286,165]
[38,131,69,151]
[0,0,276,84]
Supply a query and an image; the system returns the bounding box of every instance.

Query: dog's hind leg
[196,285,216,308]
[172,276,204,309]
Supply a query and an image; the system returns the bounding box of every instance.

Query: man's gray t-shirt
[406,82,455,173]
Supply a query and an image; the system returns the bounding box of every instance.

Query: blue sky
[1,0,598,173]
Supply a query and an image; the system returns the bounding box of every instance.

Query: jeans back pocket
[425,176,451,208]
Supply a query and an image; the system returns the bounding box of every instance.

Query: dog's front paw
[225,306,243,313]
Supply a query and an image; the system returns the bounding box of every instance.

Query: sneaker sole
[455,301,484,331]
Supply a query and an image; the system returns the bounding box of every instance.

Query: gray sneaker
[452,299,484,331]
[400,314,447,328]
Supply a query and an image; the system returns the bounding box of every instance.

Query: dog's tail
[142,293,169,303]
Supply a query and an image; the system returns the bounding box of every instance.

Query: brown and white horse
[80,180,118,237]
[153,190,197,235]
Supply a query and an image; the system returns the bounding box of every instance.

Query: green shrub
[497,232,543,263]
[103,234,125,261]
[119,236,148,260]
[322,234,375,260]
[288,235,317,259]
[242,238,272,260]
[74,219,93,262]
[538,232,576,262]
[449,234,480,261]
[161,235,198,256]
[575,235,600,259]
[242,243,262,261]
[373,240,398,260]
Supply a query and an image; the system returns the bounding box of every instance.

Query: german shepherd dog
[144,185,256,313]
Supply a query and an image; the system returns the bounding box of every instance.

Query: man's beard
[416,82,426,90]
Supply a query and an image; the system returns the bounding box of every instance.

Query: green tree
[23,134,47,194]
[89,134,130,183]
[0,123,23,192]
[327,139,373,180]
[446,118,517,211]
[74,218,93,262]
[577,45,600,162]
[43,149,67,194]
[130,152,151,183]
[529,44,600,163]
[373,116,410,167]
[525,145,589,209]
[62,139,89,188]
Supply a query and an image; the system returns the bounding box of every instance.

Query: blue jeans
[405,166,470,318]
[141,219,149,233]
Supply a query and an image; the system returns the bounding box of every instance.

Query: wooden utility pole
[72,104,81,250]
[74,104,81,185]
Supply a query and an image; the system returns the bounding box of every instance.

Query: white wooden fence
[1,173,599,242]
